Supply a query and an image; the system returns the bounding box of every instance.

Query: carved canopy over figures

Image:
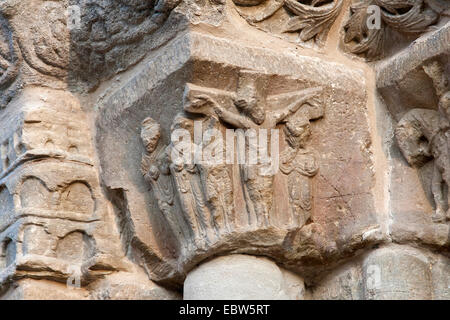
[140,70,325,271]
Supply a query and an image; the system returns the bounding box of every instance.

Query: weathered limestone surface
[311,244,449,300]
[184,254,305,300]
[376,23,450,249]
[0,0,448,299]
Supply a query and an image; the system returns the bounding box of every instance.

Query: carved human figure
[280,101,323,227]
[197,117,235,234]
[434,92,450,221]
[185,71,322,227]
[168,115,216,244]
[140,117,192,251]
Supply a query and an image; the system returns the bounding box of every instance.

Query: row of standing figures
[140,75,324,253]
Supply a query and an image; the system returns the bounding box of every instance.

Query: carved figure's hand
[432,207,446,223]
[213,104,224,117]
[191,94,215,108]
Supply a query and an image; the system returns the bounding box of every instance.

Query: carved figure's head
[395,109,436,167]
[141,117,161,153]
[235,70,266,125]
[284,117,311,149]
[171,114,194,136]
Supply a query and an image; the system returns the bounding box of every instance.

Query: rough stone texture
[0,0,448,300]
[311,244,449,300]
[376,23,450,249]
[2,279,90,300]
[311,261,363,300]
[432,255,450,300]
[362,246,433,300]
[184,254,305,300]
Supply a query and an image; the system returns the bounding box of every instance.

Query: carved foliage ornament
[71,0,181,89]
[344,0,449,60]
[0,0,181,105]
[0,13,20,109]
[233,0,344,45]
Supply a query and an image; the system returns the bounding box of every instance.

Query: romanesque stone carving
[197,117,235,235]
[280,96,323,227]
[284,0,344,42]
[395,61,449,222]
[233,0,343,45]
[140,70,325,274]
[1,0,446,300]
[0,13,20,109]
[0,0,183,97]
[0,89,126,293]
[71,0,182,90]
[343,0,449,60]
[0,1,70,88]
[183,71,322,228]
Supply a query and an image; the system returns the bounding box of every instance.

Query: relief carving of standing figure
[197,117,235,234]
[140,117,192,252]
[280,100,323,227]
[168,115,215,245]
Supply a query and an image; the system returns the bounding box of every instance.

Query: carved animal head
[395,109,438,167]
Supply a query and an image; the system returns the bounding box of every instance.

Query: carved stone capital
[95,29,380,284]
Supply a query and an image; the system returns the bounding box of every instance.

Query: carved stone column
[184,254,305,300]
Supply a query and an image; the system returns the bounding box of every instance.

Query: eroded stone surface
[184,254,305,300]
